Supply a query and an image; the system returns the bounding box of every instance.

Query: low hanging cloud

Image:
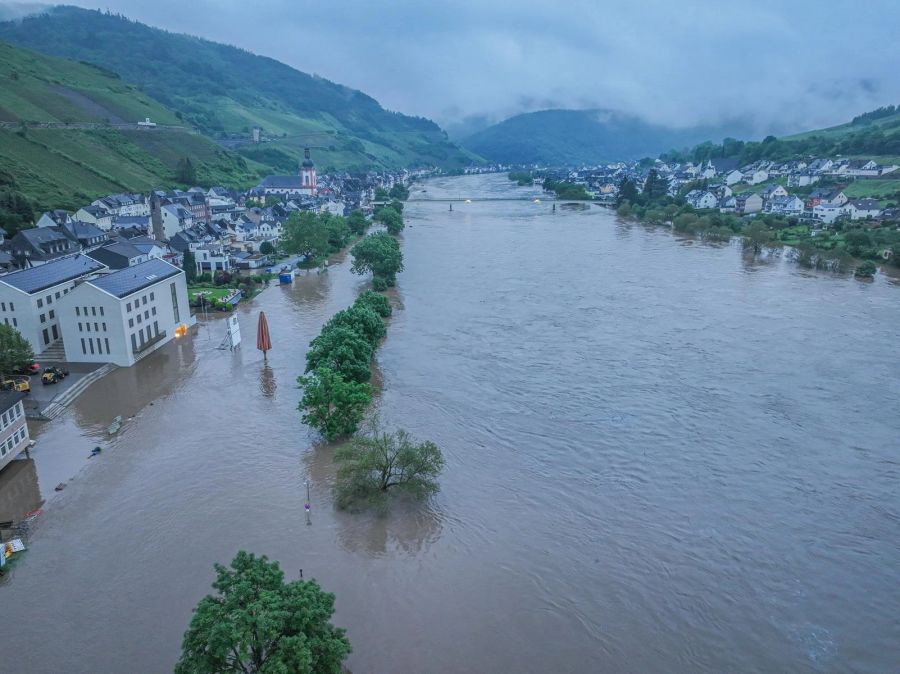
[9,0,900,136]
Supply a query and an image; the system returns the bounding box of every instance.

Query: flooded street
[2,174,899,674]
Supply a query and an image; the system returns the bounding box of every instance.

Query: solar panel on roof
[88,259,181,298]
[0,255,106,294]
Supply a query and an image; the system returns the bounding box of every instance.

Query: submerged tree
[175,551,350,674]
[298,366,372,441]
[334,425,444,510]
[742,220,774,255]
[350,232,403,290]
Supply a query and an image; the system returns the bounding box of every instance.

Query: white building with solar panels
[0,254,107,355]
[57,259,193,367]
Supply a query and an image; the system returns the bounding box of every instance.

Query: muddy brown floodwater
[2,174,899,674]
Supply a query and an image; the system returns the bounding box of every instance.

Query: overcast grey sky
[4,1,900,135]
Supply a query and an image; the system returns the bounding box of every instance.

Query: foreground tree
[176,551,350,674]
[282,211,330,260]
[351,232,403,290]
[0,324,34,375]
[259,240,275,256]
[334,425,444,510]
[298,367,372,441]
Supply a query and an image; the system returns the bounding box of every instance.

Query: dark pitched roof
[86,242,145,269]
[88,259,182,298]
[0,390,26,414]
[0,254,106,294]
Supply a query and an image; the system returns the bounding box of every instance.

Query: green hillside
[464,109,747,166]
[0,6,477,172]
[0,40,271,212]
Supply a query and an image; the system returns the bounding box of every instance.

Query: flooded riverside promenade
[1,174,899,674]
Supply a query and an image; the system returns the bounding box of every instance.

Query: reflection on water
[259,365,277,398]
[0,458,42,523]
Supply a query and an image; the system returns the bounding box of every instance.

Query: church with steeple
[255,148,318,198]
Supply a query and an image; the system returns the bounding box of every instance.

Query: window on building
[49,310,55,320]
[102,323,107,331]
[37,298,43,308]
[91,307,96,316]
[128,318,134,328]
[1,302,5,311]
[8,303,12,312]
[93,322,98,332]
[153,320,159,336]
[46,295,52,305]
[39,314,46,323]
[144,310,149,320]
[151,307,157,316]
[99,306,104,316]
[171,282,180,323]
[78,323,83,332]
[105,338,110,354]
[86,323,91,332]
[12,318,17,327]
[131,334,137,352]
[142,296,148,306]
[150,292,155,301]
[137,314,142,325]
[127,302,132,312]
[89,339,95,355]
[76,306,80,316]
[81,338,86,355]
[55,292,60,300]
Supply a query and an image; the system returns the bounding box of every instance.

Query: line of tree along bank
[616,172,900,278]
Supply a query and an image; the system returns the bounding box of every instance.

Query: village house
[812,203,845,225]
[5,227,81,267]
[842,198,882,220]
[0,254,107,354]
[86,241,150,270]
[764,195,805,217]
[0,391,31,473]
[92,193,149,218]
[685,190,719,210]
[742,168,769,185]
[760,184,789,202]
[735,192,764,215]
[57,259,192,368]
[787,173,820,187]
[75,204,114,230]
[806,189,848,209]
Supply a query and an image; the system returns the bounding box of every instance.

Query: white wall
[58,272,192,367]
[0,279,79,355]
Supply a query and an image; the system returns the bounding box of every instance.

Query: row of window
[1,302,15,312]
[39,310,56,324]
[78,321,108,333]
[36,288,66,309]
[75,305,105,318]
[126,292,154,313]
[0,425,27,458]
[130,321,161,352]
[81,337,111,356]
[3,316,18,328]
[0,401,23,431]
[128,306,156,328]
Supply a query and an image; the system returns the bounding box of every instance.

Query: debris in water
[54,483,66,491]
[107,416,122,435]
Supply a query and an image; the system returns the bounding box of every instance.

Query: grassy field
[188,287,233,302]
[841,177,900,199]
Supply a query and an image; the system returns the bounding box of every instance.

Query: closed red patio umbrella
[257,311,272,360]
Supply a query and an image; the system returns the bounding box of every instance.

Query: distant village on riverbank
[482,155,900,226]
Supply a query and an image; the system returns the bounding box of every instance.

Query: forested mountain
[463,109,745,165]
[0,5,476,173]
[662,105,900,164]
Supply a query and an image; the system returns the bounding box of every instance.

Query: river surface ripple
[1,174,898,674]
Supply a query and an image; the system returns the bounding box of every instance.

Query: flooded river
[2,174,899,673]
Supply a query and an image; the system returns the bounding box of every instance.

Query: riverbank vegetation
[351,231,404,290]
[176,551,350,674]
[506,171,591,199]
[281,210,356,265]
[334,424,445,511]
[298,291,392,440]
[616,174,900,274]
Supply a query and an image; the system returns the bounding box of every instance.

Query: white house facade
[0,391,30,473]
[57,259,193,367]
[0,255,107,355]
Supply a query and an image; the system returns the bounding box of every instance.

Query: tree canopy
[298,366,372,441]
[334,425,445,510]
[0,324,34,375]
[175,551,350,674]
[351,232,403,290]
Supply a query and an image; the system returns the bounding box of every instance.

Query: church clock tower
[299,147,317,196]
